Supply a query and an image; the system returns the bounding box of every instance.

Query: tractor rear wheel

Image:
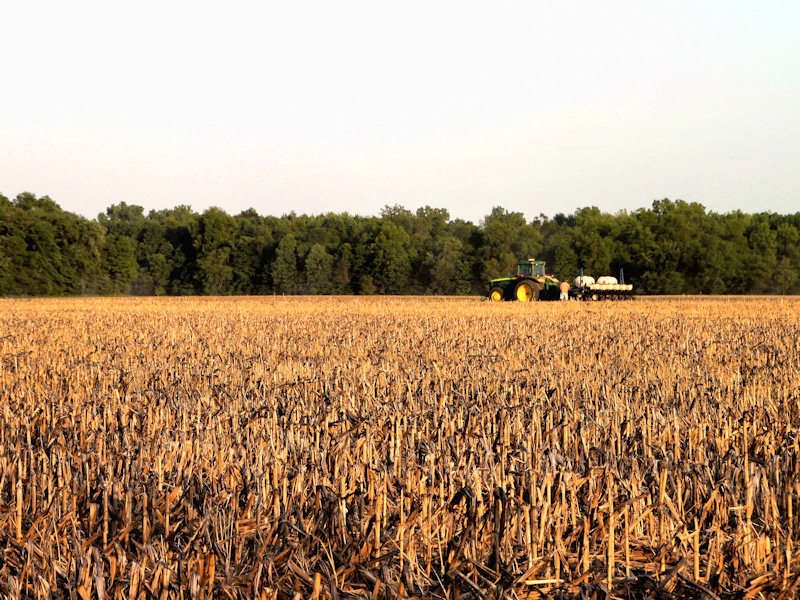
[514,279,542,302]
[489,286,504,302]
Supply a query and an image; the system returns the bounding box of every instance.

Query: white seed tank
[573,276,595,287]
[596,276,618,285]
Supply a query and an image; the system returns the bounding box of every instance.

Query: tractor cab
[517,260,546,278]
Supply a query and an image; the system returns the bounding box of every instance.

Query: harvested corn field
[1,296,800,599]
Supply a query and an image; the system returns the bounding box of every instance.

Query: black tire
[488,286,505,302]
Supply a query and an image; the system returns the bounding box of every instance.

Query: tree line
[1,191,799,296]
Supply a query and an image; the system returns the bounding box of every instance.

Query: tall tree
[747,219,778,294]
[332,243,353,294]
[479,207,543,280]
[229,209,273,294]
[426,235,471,295]
[372,221,412,294]
[305,244,334,294]
[102,234,139,294]
[272,234,300,294]
[193,207,237,294]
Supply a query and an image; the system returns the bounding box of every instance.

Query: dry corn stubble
[1,296,799,599]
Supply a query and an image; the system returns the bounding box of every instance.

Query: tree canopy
[1,192,799,296]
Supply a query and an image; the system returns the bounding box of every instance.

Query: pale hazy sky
[2,1,798,224]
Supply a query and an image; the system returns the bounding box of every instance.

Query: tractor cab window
[517,263,532,277]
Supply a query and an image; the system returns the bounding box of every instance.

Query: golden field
[1,296,799,599]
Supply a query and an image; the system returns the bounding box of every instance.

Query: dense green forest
[1,191,799,296]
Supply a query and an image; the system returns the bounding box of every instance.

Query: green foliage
[426,236,471,295]
[372,221,412,294]
[102,234,139,294]
[332,243,353,294]
[2,191,800,296]
[272,234,300,294]
[230,209,273,294]
[0,193,107,296]
[480,207,543,281]
[305,244,334,294]
[194,207,237,294]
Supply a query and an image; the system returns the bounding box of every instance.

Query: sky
[2,1,798,225]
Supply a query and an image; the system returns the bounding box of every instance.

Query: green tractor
[487,259,561,302]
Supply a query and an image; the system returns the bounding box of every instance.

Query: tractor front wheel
[514,279,542,302]
[489,286,505,302]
